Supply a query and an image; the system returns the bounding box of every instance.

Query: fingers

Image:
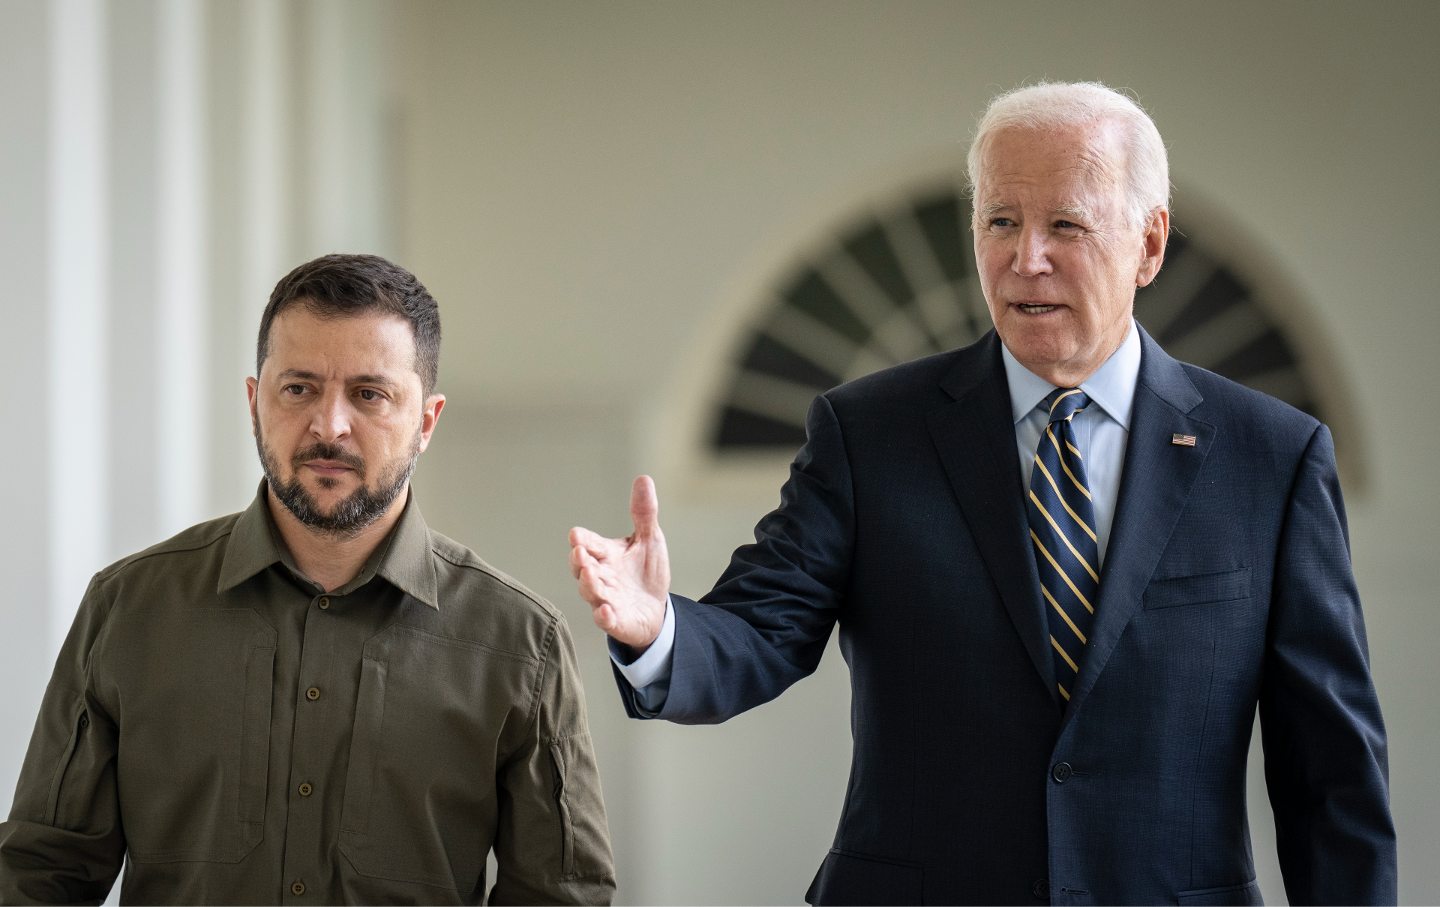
[591,603,616,634]
[574,543,633,622]
[629,474,660,540]
[569,540,589,580]
[569,525,614,559]
[570,476,666,646]
[576,561,622,636]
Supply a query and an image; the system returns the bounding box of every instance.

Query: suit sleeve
[490,615,616,905]
[616,393,854,725]
[1259,423,1397,905]
[0,577,124,905]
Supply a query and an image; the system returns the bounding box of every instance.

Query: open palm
[569,475,671,651]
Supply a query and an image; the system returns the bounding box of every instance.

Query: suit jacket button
[1032,877,1051,899]
[1051,762,1073,783]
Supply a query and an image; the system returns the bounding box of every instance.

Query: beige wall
[2,1,1435,904]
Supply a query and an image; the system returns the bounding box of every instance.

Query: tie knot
[1043,388,1091,424]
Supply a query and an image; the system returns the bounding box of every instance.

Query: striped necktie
[1028,388,1101,705]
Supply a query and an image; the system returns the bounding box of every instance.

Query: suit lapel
[1062,327,1216,727]
[927,333,1055,699]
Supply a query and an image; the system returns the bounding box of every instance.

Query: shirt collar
[375,490,441,610]
[1000,318,1141,429]
[217,481,440,610]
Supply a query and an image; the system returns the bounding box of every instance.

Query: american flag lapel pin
[1171,433,1197,447]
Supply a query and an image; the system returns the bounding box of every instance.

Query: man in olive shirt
[0,254,615,904]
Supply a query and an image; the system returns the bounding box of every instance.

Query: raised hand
[569,475,671,652]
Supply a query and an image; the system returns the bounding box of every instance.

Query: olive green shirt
[0,485,614,905]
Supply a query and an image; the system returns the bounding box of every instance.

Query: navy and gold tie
[1028,388,1100,705]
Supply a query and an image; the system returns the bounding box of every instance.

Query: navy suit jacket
[619,328,1395,905]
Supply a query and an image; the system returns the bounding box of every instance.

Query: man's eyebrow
[277,369,400,387]
[277,369,321,383]
[349,374,399,387]
[1053,203,1095,221]
[974,201,1097,223]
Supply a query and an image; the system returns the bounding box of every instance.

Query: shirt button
[291,881,306,896]
[298,782,314,797]
[1052,762,1074,783]
[317,596,330,610]
[305,686,321,701]
[1032,877,1051,899]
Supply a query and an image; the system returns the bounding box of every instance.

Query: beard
[256,426,420,538]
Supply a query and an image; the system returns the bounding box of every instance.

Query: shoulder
[826,346,970,405]
[1142,354,1338,491]
[90,512,240,590]
[427,529,561,620]
[1136,324,1320,443]
[820,343,988,425]
[67,513,243,654]
[423,528,571,658]
[1179,361,1322,441]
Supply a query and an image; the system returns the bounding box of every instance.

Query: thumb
[629,474,660,540]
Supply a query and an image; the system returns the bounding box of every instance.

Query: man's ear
[245,377,260,436]
[1135,207,1170,288]
[417,394,446,453]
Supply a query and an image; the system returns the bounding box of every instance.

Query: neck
[265,485,409,592]
[1033,365,1099,388]
[1023,324,1132,388]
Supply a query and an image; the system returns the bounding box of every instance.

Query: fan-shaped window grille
[711,187,1324,452]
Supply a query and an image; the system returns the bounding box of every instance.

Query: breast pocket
[111,609,275,864]
[339,626,536,892]
[1143,567,1252,610]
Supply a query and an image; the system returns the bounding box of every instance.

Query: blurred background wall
[2,1,1436,903]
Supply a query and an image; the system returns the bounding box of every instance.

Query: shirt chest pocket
[108,609,276,864]
[339,627,537,891]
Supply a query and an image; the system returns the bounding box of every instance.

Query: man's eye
[990,217,1016,228]
[357,389,381,402]
[282,384,306,395]
[1055,220,1081,230]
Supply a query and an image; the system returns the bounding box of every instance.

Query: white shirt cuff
[609,595,675,690]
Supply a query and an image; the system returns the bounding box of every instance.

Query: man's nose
[310,391,353,441]
[1013,227,1053,277]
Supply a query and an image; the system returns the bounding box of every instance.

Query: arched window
[698,174,1362,488]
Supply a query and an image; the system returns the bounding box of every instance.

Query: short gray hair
[966,81,1170,228]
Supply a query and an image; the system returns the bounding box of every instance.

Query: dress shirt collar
[1000,318,1141,428]
[218,480,440,610]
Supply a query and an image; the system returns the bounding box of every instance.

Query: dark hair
[256,253,442,396]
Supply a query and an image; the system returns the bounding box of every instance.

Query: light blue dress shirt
[1002,320,1140,566]
[614,321,1143,705]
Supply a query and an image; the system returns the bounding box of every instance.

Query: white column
[47,0,110,651]
[303,0,394,256]
[154,0,207,533]
[202,0,296,512]
[1,0,396,826]
[238,0,291,375]
[0,0,56,818]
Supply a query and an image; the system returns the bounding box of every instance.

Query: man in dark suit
[569,82,1395,905]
